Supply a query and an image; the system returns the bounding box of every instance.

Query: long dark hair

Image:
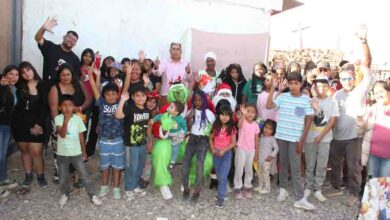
[57,63,82,92]
[251,62,267,94]
[226,63,246,83]
[1,64,18,94]
[17,61,41,93]
[80,48,95,66]
[100,56,115,79]
[212,105,235,137]
[191,90,209,130]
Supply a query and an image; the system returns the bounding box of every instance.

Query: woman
[12,61,48,187]
[242,62,267,105]
[48,63,92,183]
[0,65,19,186]
[196,52,220,97]
[360,81,390,178]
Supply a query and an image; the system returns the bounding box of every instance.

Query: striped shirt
[273,93,314,142]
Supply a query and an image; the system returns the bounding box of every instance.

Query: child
[210,105,237,207]
[55,95,102,207]
[222,64,247,106]
[139,91,160,189]
[153,102,187,169]
[88,69,125,200]
[304,76,339,202]
[256,119,278,194]
[182,90,215,203]
[233,104,260,199]
[266,71,315,210]
[115,84,151,200]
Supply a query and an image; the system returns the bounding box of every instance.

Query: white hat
[204,51,217,62]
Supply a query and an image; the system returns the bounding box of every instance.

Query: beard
[212,95,237,112]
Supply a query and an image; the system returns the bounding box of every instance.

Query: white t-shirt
[190,109,215,136]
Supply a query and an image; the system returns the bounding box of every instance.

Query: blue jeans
[368,154,390,178]
[0,125,11,181]
[213,150,232,201]
[170,143,180,163]
[125,145,147,191]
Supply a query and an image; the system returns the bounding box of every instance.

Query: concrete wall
[0,0,13,69]
[22,0,276,74]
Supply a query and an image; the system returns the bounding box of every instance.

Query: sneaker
[139,178,149,189]
[324,187,343,197]
[0,190,10,199]
[346,194,358,206]
[168,162,174,171]
[244,188,253,199]
[21,173,33,188]
[259,187,271,194]
[73,181,84,189]
[160,186,173,200]
[190,192,200,204]
[91,195,102,206]
[98,186,109,197]
[277,188,289,202]
[215,199,224,208]
[293,198,316,210]
[37,174,48,188]
[126,191,135,201]
[113,187,121,200]
[134,188,146,197]
[304,189,311,198]
[182,189,190,202]
[58,194,68,207]
[254,186,262,193]
[234,189,243,200]
[314,191,327,202]
[53,171,59,184]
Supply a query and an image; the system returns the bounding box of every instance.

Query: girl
[242,62,267,105]
[123,59,153,94]
[182,90,215,203]
[210,105,237,207]
[12,62,48,187]
[234,104,260,199]
[0,65,19,187]
[139,91,160,189]
[256,73,278,122]
[257,119,278,194]
[100,56,115,84]
[360,81,390,178]
[222,64,246,106]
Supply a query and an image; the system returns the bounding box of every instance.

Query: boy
[115,84,152,200]
[266,71,315,210]
[55,95,102,207]
[303,76,339,202]
[88,70,125,199]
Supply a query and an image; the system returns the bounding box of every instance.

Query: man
[153,43,192,106]
[326,26,372,206]
[35,17,80,85]
[317,61,342,96]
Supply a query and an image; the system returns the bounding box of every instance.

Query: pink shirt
[154,59,192,96]
[257,91,277,121]
[237,119,260,152]
[370,106,390,158]
[213,128,237,150]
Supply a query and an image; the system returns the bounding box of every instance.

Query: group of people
[0,18,389,211]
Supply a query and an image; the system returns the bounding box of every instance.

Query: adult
[12,62,49,187]
[48,63,92,182]
[359,81,390,178]
[152,43,192,106]
[242,62,267,105]
[327,26,372,206]
[196,52,220,97]
[0,65,19,187]
[35,17,80,85]
[212,83,237,112]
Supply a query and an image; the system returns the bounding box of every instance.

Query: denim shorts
[99,137,125,170]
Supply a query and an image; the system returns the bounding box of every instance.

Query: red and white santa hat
[216,83,232,96]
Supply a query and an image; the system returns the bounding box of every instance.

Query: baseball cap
[313,75,329,84]
[110,62,122,72]
[317,61,330,69]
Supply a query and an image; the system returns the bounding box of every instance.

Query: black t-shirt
[38,39,80,85]
[123,102,150,147]
[149,74,161,91]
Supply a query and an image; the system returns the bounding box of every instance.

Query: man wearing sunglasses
[326,26,372,207]
[35,17,80,85]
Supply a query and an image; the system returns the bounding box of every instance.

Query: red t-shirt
[213,127,236,150]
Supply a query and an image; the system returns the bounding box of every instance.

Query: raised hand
[239,104,247,116]
[138,50,146,62]
[42,17,58,33]
[0,77,9,86]
[154,56,160,70]
[278,78,287,91]
[271,73,279,89]
[185,63,191,74]
[355,24,368,41]
[143,74,150,85]
[121,92,129,101]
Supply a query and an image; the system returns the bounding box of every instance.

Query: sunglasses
[340,77,354,81]
[319,67,329,72]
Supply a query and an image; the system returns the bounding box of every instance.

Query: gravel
[0,151,360,220]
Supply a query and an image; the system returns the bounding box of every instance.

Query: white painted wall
[22,0,278,74]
